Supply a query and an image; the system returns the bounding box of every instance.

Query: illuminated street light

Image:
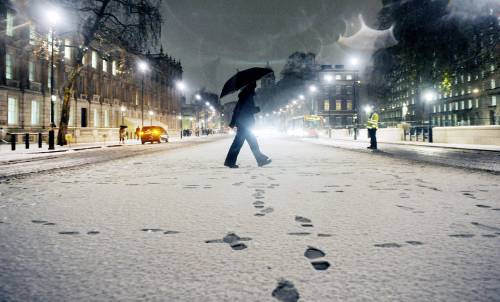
[324,74,333,83]
[309,85,318,93]
[292,99,298,105]
[46,8,61,27]
[472,88,480,94]
[46,7,61,149]
[176,81,186,92]
[299,94,305,100]
[364,105,373,114]
[350,57,360,66]
[195,94,202,101]
[138,61,149,73]
[423,90,437,102]
[148,110,154,126]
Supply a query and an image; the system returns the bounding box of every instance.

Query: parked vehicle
[140,126,168,144]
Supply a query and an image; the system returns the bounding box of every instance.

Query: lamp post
[177,115,182,139]
[138,61,149,128]
[46,8,60,150]
[309,84,318,115]
[120,105,127,125]
[423,90,437,143]
[148,110,154,126]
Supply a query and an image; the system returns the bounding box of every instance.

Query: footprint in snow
[206,232,252,251]
[295,216,311,223]
[406,241,423,246]
[59,231,80,235]
[272,279,300,302]
[449,234,475,238]
[141,228,163,233]
[471,222,500,232]
[374,243,402,248]
[476,204,491,208]
[304,246,330,271]
[288,232,311,236]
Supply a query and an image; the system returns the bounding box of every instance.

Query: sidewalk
[0,135,209,163]
[317,135,500,152]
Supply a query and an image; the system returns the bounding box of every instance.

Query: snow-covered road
[0,137,499,301]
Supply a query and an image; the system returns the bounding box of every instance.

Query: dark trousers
[225,127,267,165]
[368,128,377,149]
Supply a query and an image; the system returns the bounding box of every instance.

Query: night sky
[161,0,382,95]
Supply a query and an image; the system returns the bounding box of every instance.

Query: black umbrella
[220,67,273,98]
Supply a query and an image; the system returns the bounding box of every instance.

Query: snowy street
[1,136,499,301]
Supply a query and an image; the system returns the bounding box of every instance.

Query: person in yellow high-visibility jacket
[366,111,379,150]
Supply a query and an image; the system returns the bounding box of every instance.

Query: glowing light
[423,90,437,102]
[46,8,61,27]
[138,61,149,73]
[148,110,154,116]
[324,74,334,83]
[472,88,480,94]
[350,57,360,66]
[195,94,202,101]
[120,106,127,112]
[309,85,318,93]
[364,105,373,114]
[176,81,186,91]
[299,94,305,100]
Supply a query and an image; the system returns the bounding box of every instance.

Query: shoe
[367,146,373,149]
[258,158,272,167]
[224,163,239,168]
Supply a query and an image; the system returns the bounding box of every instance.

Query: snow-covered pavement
[0,137,499,301]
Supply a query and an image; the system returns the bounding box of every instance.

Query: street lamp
[148,110,154,126]
[176,81,186,92]
[350,57,360,67]
[195,94,202,101]
[299,94,305,100]
[120,105,127,125]
[309,85,318,115]
[364,105,373,115]
[138,60,149,128]
[422,89,437,143]
[46,7,60,149]
[177,115,182,139]
[323,74,333,83]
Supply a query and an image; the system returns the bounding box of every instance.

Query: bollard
[25,133,30,149]
[11,133,16,151]
[48,129,55,150]
[38,133,42,148]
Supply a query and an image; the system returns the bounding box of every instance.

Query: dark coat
[229,89,260,128]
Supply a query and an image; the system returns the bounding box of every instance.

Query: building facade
[0,1,183,143]
[379,3,499,127]
[316,65,359,128]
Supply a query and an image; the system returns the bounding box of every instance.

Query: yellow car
[140,126,168,144]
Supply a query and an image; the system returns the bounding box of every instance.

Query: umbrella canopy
[220,67,273,98]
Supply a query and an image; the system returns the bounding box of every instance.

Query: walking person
[119,126,126,144]
[366,110,379,150]
[135,126,141,141]
[224,82,271,168]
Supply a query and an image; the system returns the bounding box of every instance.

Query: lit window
[31,100,40,125]
[102,60,107,72]
[64,40,71,60]
[475,99,479,108]
[460,100,464,110]
[6,13,14,36]
[112,61,117,75]
[455,102,458,110]
[336,100,341,110]
[5,54,13,80]
[29,61,35,82]
[8,97,18,125]
[346,74,352,80]
[347,100,353,110]
[323,100,330,111]
[492,96,497,106]
[468,99,472,109]
[335,74,342,80]
[433,105,436,113]
[91,51,97,69]
[104,109,109,127]
[491,65,495,72]
[491,79,496,89]
[93,108,99,127]
[467,74,471,82]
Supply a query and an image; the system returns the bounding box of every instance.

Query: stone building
[379,3,499,127]
[0,1,183,143]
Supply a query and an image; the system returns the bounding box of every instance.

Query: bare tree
[53,0,162,145]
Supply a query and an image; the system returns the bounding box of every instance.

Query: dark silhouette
[224,82,271,168]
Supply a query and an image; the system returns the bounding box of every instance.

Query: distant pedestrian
[135,126,141,140]
[224,81,271,168]
[366,111,379,150]
[119,126,126,144]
